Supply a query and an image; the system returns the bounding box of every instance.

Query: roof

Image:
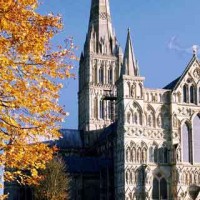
[98,122,117,144]
[64,156,112,173]
[163,76,180,90]
[163,55,199,90]
[49,129,83,149]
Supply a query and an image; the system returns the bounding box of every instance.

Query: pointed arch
[93,97,98,119]
[99,65,104,84]
[137,147,141,163]
[99,99,104,119]
[152,177,168,199]
[182,121,192,163]
[193,114,200,163]
[152,178,159,199]
[183,84,188,103]
[190,84,196,103]
[126,147,131,162]
[132,102,142,125]
[131,146,136,163]
[149,146,154,162]
[141,147,147,163]
[160,178,168,199]
[146,104,155,127]
[108,66,113,84]
[139,83,143,98]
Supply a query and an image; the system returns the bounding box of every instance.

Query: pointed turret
[122,29,138,76]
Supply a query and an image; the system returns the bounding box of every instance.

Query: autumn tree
[0,0,76,190]
[34,157,69,200]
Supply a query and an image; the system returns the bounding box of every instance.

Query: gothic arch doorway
[152,175,168,200]
[189,185,200,200]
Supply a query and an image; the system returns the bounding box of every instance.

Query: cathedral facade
[78,0,200,199]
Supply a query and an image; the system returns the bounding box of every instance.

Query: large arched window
[183,84,188,103]
[193,115,200,163]
[182,122,192,163]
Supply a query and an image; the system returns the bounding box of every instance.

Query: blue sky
[38,0,200,129]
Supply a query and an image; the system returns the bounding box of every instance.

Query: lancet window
[108,67,113,84]
[99,65,104,84]
[193,115,200,163]
[152,177,168,200]
[182,122,192,163]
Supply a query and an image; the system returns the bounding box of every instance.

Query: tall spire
[87,0,116,54]
[122,29,138,76]
[89,0,113,39]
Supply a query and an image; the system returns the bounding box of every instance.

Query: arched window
[108,100,112,119]
[94,97,98,119]
[92,64,97,84]
[149,146,154,162]
[159,147,164,163]
[99,66,104,84]
[154,146,158,163]
[182,122,192,163]
[183,85,188,103]
[99,100,104,119]
[190,85,195,103]
[199,87,200,103]
[152,178,159,199]
[108,67,113,84]
[152,177,168,200]
[139,83,143,98]
[193,115,200,163]
[160,178,168,199]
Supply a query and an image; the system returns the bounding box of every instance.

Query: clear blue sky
[38,0,200,129]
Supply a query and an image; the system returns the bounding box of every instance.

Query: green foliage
[34,157,69,200]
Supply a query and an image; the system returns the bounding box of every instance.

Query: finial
[128,27,130,33]
[192,45,199,57]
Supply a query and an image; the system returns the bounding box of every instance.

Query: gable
[170,56,200,92]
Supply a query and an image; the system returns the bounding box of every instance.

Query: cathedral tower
[78,0,123,131]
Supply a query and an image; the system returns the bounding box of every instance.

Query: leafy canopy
[34,157,69,200]
[0,0,76,186]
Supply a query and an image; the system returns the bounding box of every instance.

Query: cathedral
[5,0,200,200]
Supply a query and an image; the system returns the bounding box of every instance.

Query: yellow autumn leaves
[0,0,76,190]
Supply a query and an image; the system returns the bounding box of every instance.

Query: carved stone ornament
[193,68,200,79]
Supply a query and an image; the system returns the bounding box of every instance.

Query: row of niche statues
[126,109,178,128]
[126,146,147,164]
[126,144,170,164]
[127,82,143,99]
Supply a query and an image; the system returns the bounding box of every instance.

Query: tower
[115,30,146,199]
[78,0,123,132]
